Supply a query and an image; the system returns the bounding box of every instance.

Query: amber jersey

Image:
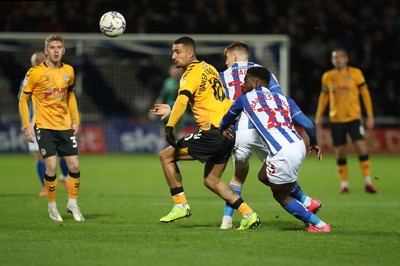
[316,66,373,123]
[168,60,232,130]
[19,62,79,130]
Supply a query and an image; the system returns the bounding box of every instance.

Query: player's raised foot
[307,198,322,214]
[48,206,63,222]
[365,184,377,194]
[307,224,331,233]
[39,187,48,197]
[66,203,85,221]
[339,186,349,194]
[160,204,191,223]
[237,212,260,230]
[59,175,68,190]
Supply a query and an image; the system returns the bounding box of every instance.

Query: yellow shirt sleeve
[19,91,31,128]
[360,84,374,117]
[67,91,80,125]
[166,94,188,127]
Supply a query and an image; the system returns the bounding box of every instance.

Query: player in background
[220,66,331,232]
[219,41,322,229]
[152,36,260,230]
[19,34,84,222]
[315,48,377,194]
[153,64,188,138]
[18,51,69,197]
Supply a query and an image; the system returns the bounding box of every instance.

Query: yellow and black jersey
[316,66,373,123]
[19,62,80,130]
[167,60,232,130]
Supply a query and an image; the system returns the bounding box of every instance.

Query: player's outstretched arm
[150,103,171,121]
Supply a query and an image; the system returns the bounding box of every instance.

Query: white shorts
[233,128,269,168]
[265,140,306,185]
[28,137,39,152]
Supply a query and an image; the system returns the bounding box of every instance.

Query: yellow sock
[337,164,348,182]
[44,179,57,203]
[359,159,371,178]
[67,175,80,199]
[172,193,187,205]
[237,202,252,217]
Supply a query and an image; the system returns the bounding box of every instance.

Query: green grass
[0,153,399,266]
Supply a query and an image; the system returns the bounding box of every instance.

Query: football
[99,11,126,38]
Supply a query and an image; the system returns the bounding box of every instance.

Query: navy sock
[59,158,69,177]
[36,160,46,187]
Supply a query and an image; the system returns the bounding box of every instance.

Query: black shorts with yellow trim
[34,125,79,159]
[178,127,234,164]
[330,119,364,146]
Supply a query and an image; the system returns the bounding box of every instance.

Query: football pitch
[0,153,399,266]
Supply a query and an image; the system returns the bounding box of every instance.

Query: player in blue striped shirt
[220,66,331,232]
[219,41,322,229]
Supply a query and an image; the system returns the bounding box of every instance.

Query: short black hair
[174,36,196,52]
[247,66,271,85]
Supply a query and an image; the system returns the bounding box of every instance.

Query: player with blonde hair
[19,34,84,222]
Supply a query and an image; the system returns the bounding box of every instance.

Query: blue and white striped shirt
[220,62,283,130]
[220,86,305,156]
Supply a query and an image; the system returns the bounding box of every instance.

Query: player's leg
[58,157,69,189]
[36,126,63,221]
[33,150,47,196]
[270,182,330,232]
[62,155,84,221]
[43,155,62,222]
[159,145,194,223]
[350,120,377,193]
[354,141,377,193]
[258,161,322,214]
[58,130,84,221]
[29,138,46,196]
[265,141,329,232]
[203,161,259,230]
[331,123,350,193]
[290,182,322,214]
[220,128,256,229]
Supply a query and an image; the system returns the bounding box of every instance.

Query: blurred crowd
[1,0,399,118]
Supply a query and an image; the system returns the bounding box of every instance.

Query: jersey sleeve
[354,69,374,117]
[67,91,80,125]
[219,95,244,130]
[166,94,188,128]
[268,72,283,95]
[18,68,37,128]
[289,98,318,145]
[315,72,330,118]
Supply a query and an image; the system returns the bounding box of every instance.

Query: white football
[99,11,126,38]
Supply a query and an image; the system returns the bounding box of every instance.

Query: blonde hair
[45,34,64,48]
[224,41,249,57]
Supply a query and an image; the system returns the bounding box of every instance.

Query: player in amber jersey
[315,48,377,194]
[153,36,260,230]
[18,51,70,197]
[19,34,85,222]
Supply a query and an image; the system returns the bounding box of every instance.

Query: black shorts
[34,125,79,159]
[178,128,234,164]
[330,120,365,147]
